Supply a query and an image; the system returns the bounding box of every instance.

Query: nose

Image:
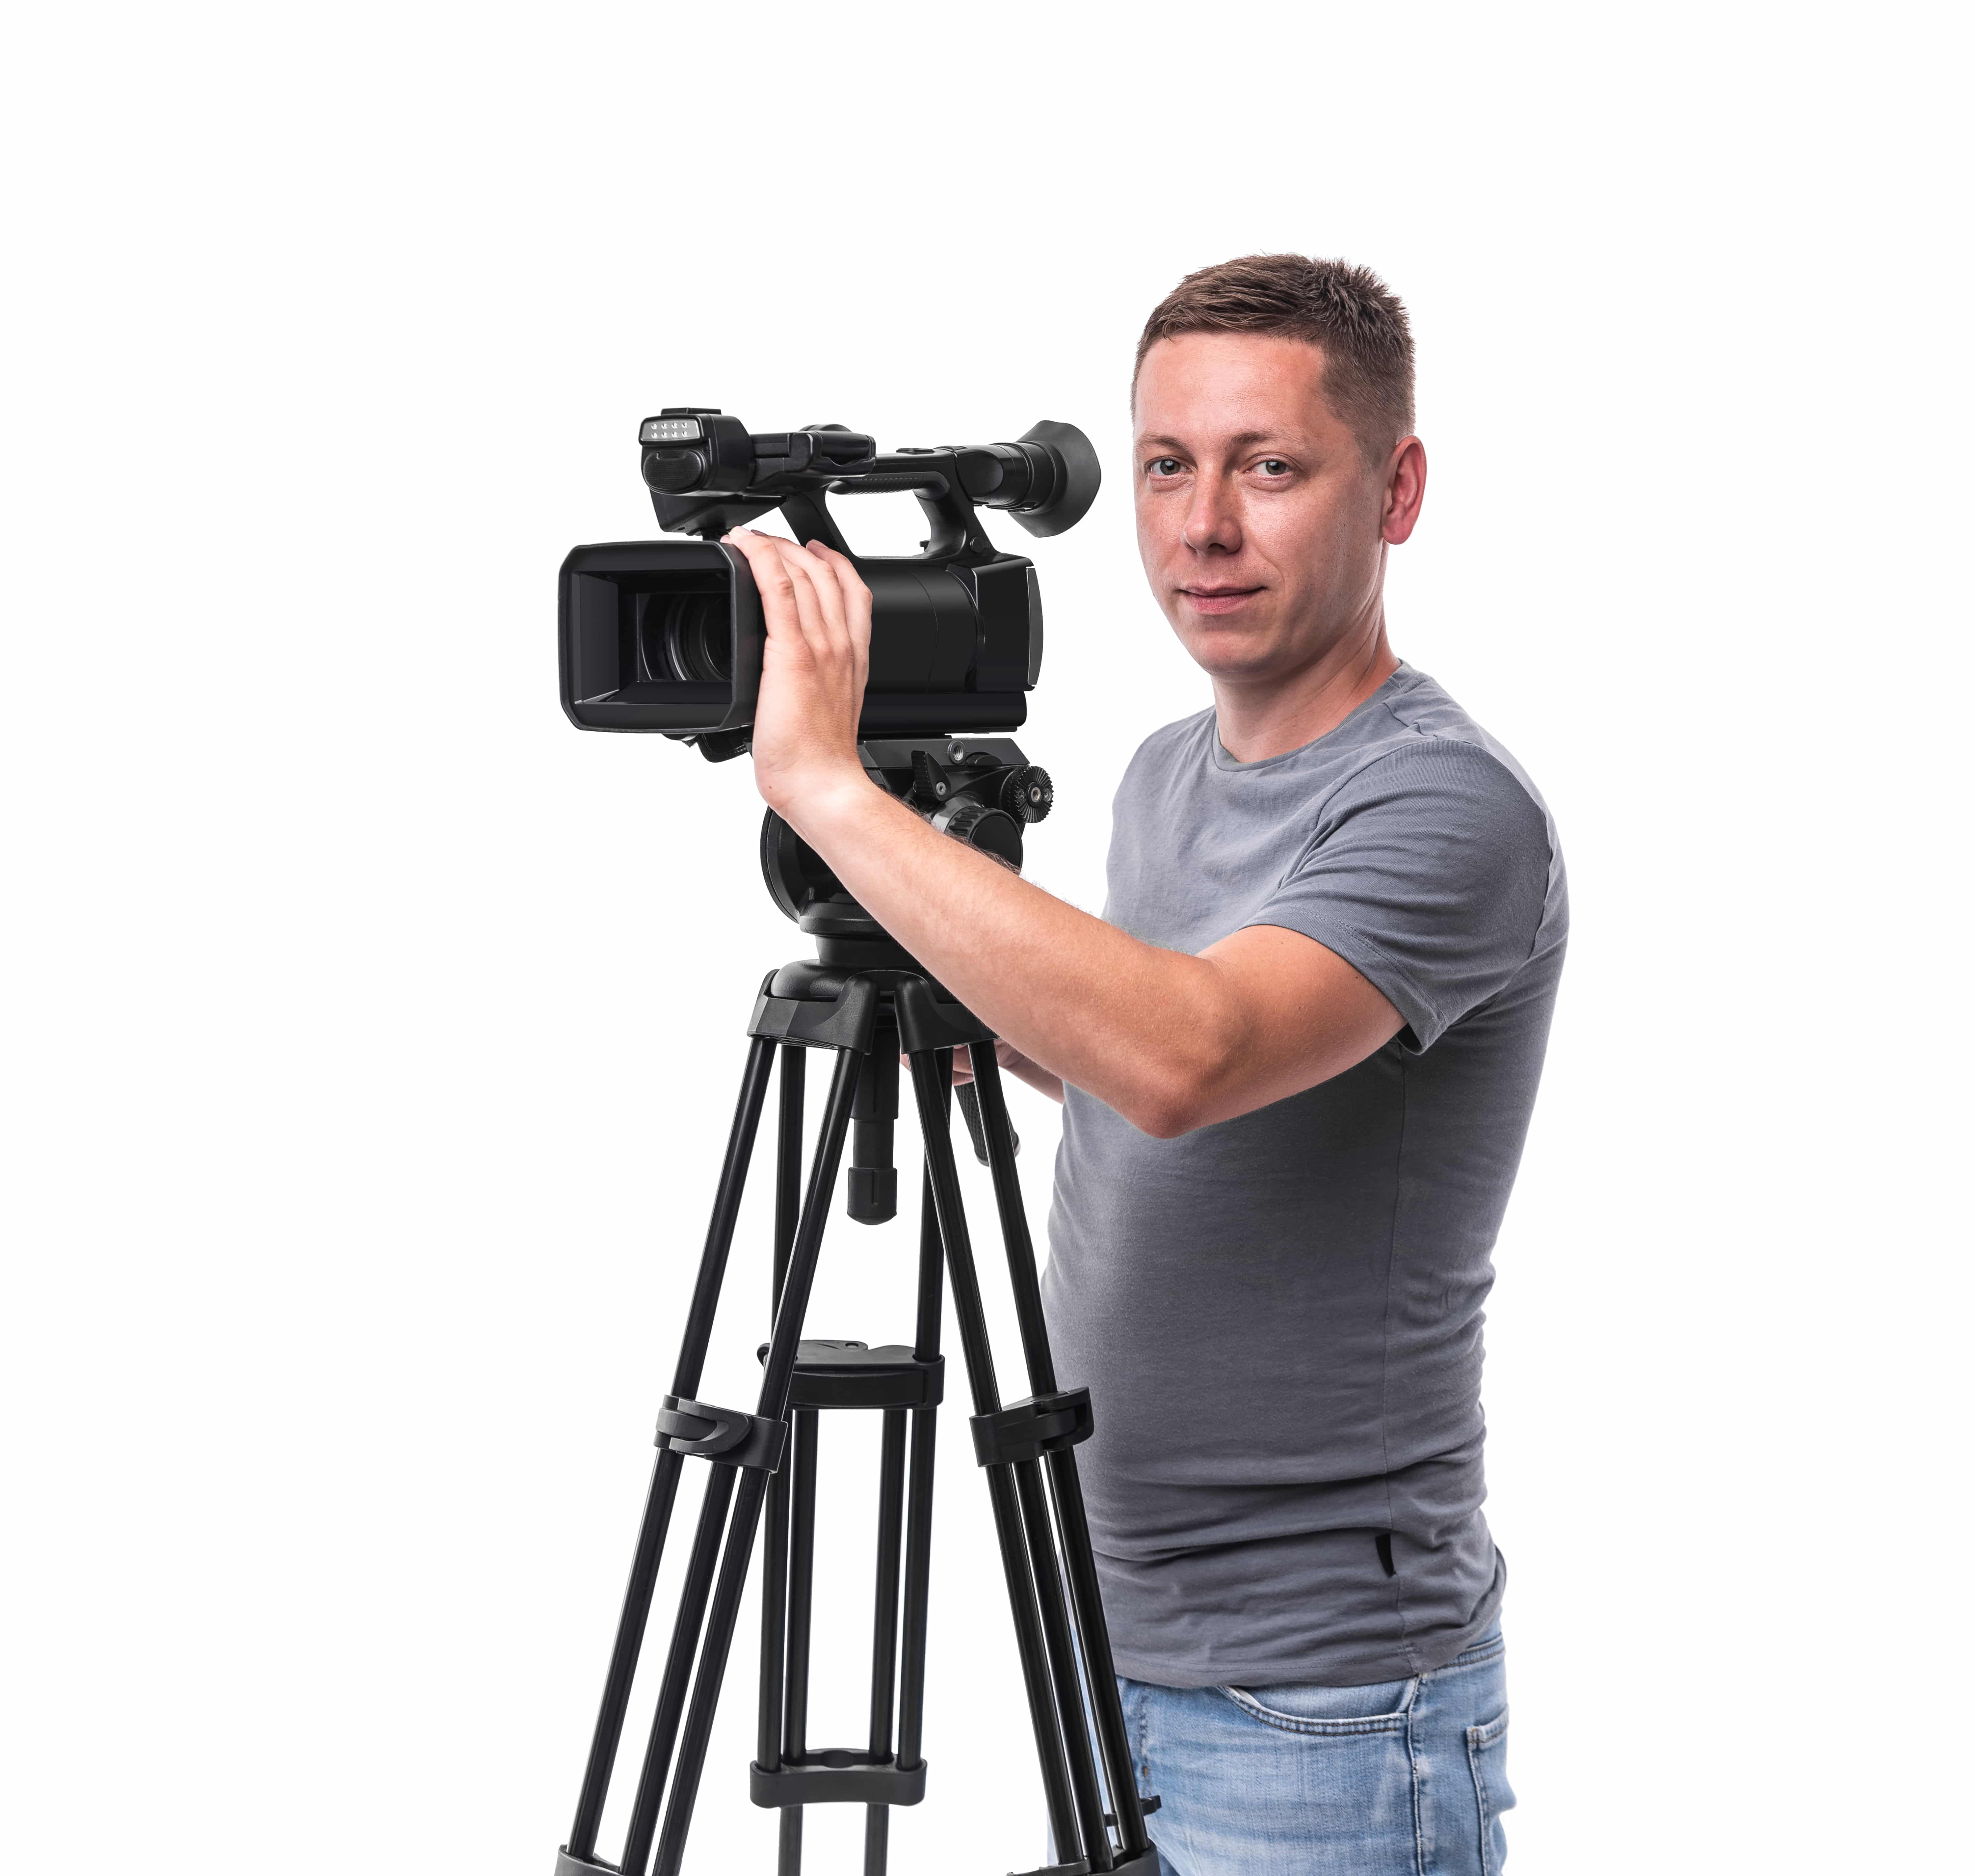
[1182,477,1241,555]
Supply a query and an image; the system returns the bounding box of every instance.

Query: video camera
[558,411,1100,761]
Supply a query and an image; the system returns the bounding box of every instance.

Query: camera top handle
[639,410,1100,563]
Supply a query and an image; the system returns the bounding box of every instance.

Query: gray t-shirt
[1042,663,1567,1689]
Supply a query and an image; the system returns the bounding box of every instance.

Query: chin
[1175,625,1282,683]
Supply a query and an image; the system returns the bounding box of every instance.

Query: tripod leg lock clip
[969,1388,1094,1467]
[653,1395,788,1471]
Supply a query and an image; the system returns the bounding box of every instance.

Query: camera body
[559,410,1098,759]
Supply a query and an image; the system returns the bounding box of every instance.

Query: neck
[1211,608,1400,763]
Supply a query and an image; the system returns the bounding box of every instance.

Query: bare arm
[727,530,1402,1137]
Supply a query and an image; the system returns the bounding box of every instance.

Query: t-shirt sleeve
[1245,739,1552,1052]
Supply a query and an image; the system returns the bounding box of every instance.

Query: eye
[1255,457,1293,478]
[1145,456,1186,478]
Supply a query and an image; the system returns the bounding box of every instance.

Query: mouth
[1177,584,1265,616]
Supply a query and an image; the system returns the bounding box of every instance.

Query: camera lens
[641,591,732,684]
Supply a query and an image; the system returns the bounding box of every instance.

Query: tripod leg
[894,1141,946,1778]
[618,1466,737,1876]
[780,1407,820,1873]
[949,1061,1113,1864]
[1012,1458,1115,1869]
[650,1039,865,1876]
[774,1044,807,1299]
[567,1035,777,1863]
[904,1047,1086,1865]
[968,1045,1152,1862]
[862,1406,908,1875]
[784,1410,819,1759]
[762,1047,805,1874]
[1045,1454,1141,1838]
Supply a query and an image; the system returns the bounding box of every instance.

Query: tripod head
[762,735,1051,967]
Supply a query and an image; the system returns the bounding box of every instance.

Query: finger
[787,539,847,616]
[796,543,869,705]
[802,541,874,657]
[735,532,845,675]
[770,538,848,654]
[900,1049,973,1086]
[759,538,841,666]
[723,531,809,657]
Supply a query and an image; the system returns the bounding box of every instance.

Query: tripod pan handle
[956,1082,1017,1165]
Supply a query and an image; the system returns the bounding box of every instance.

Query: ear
[1381,438,1427,545]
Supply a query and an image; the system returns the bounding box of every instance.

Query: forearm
[1000,1047,1066,1104]
[786,776,1237,1136]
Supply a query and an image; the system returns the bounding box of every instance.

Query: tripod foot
[1012,1851,1163,1876]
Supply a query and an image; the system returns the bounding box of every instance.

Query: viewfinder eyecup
[1007,420,1102,538]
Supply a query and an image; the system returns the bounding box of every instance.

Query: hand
[899,1039,1014,1085]
[722,529,872,819]
[947,1040,1019,1087]
[901,1039,1064,1104]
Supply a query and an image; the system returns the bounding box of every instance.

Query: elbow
[1133,1105,1198,1141]
[1112,985,1248,1138]
[1118,1066,1217,1141]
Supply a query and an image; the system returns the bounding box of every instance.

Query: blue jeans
[1113,1622,1514,1875]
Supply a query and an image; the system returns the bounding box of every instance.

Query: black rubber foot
[1013,1846,1163,1876]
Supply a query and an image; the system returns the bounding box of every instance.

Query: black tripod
[552,920,1159,1876]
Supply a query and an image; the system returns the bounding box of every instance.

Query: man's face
[1132,332,1402,687]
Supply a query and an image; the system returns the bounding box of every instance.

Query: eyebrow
[1136,430,1290,453]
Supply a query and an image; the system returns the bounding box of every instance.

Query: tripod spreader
[554,958,1158,1876]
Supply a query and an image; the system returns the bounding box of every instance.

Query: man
[724,254,1566,1876]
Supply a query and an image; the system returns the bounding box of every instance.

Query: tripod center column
[846,1008,900,1225]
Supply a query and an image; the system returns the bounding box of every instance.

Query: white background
[3,4,1966,1872]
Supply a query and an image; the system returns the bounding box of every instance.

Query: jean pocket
[1219,1675,1419,1735]
[1452,1621,1505,1669]
[1466,1706,1514,1876]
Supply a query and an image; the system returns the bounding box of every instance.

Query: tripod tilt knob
[930,796,1024,866]
[997,764,1054,824]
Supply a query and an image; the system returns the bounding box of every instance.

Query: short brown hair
[1134,254,1416,462]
